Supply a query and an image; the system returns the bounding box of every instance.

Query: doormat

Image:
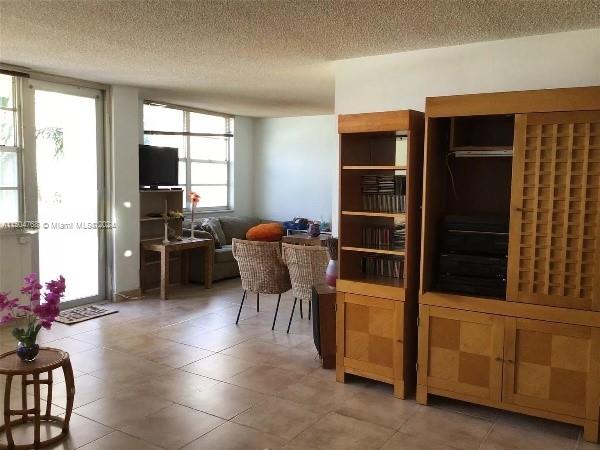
[56,305,118,325]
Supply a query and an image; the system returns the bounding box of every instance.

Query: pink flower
[44,291,60,305]
[0,313,14,325]
[46,276,66,297]
[20,273,42,302]
[2,274,66,336]
[34,302,59,328]
[0,292,19,310]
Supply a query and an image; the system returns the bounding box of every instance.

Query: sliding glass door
[23,80,106,304]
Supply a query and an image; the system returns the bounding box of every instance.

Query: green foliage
[36,127,64,158]
[11,323,42,346]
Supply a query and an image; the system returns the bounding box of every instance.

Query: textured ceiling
[1,1,600,117]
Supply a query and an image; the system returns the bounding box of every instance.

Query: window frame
[142,101,233,212]
[0,74,23,224]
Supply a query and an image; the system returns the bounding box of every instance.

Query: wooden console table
[142,238,214,300]
[0,348,75,450]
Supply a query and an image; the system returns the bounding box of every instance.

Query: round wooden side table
[0,348,75,450]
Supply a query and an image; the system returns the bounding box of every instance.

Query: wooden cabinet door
[337,293,403,387]
[503,318,600,419]
[419,305,504,402]
[507,111,600,310]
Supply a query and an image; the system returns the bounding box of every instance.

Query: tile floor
[0,278,596,449]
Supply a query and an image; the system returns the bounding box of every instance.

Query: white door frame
[21,79,108,306]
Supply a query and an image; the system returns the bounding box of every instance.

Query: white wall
[0,232,33,304]
[253,115,337,226]
[111,86,141,295]
[335,28,600,114]
[332,28,600,230]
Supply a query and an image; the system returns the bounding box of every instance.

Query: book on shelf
[362,224,405,250]
[361,175,406,213]
[361,255,404,278]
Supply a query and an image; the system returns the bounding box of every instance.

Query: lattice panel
[345,302,394,368]
[512,115,600,309]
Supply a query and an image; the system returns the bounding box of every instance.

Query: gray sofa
[184,216,261,283]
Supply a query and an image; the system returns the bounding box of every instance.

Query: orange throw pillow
[246,223,283,242]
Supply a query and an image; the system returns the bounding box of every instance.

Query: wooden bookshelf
[341,246,405,256]
[336,110,424,399]
[341,210,406,219]
[139,189,184,292]
[140,216,182,223]
[449,145,513,153]
[342,165,407,170]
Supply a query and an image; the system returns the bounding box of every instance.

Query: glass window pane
[0,109,15,146]
[190,112,227,134]
[0,151,18,187]
[181,187,188,208]
[178,161,186,185]
[144,134,185,158]
[190,136,227,161]
[191,185,227,208]
[0,189,18,222]
[191,162,227,185]
[0,75,13,108]
[143,104,183,132]
[395,137,408,166]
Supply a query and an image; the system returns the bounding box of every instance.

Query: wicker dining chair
[281,243,330,333]
[232,239,292,329]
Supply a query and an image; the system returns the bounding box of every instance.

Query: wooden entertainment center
[336,110,424,398]
[417,86,600,441]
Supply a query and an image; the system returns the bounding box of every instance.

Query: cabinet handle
[506,359,515,364]
[495,357,503,362]
[397,339,403,343]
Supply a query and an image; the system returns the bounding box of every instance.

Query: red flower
[189,191,200,205]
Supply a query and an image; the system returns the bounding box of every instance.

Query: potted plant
[0,273,65,361]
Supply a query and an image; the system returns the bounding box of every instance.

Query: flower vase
[162,220,169,245]
[190,206,196,239]
[17,341,39,362]
[325,259,338,287]
[308,223,320,237]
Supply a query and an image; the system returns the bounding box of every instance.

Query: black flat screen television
[139,145,178,188]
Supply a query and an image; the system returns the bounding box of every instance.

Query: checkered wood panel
[345,302,394,368]
[515,118,600,307]
[514,328,590,408]
[428,316,493,389]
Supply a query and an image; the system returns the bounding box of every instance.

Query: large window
[143,102,233,210]
[0,74,20,223]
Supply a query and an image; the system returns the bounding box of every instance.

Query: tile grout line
[478,421,496,450]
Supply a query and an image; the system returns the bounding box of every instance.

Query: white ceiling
[1,0,599,117]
